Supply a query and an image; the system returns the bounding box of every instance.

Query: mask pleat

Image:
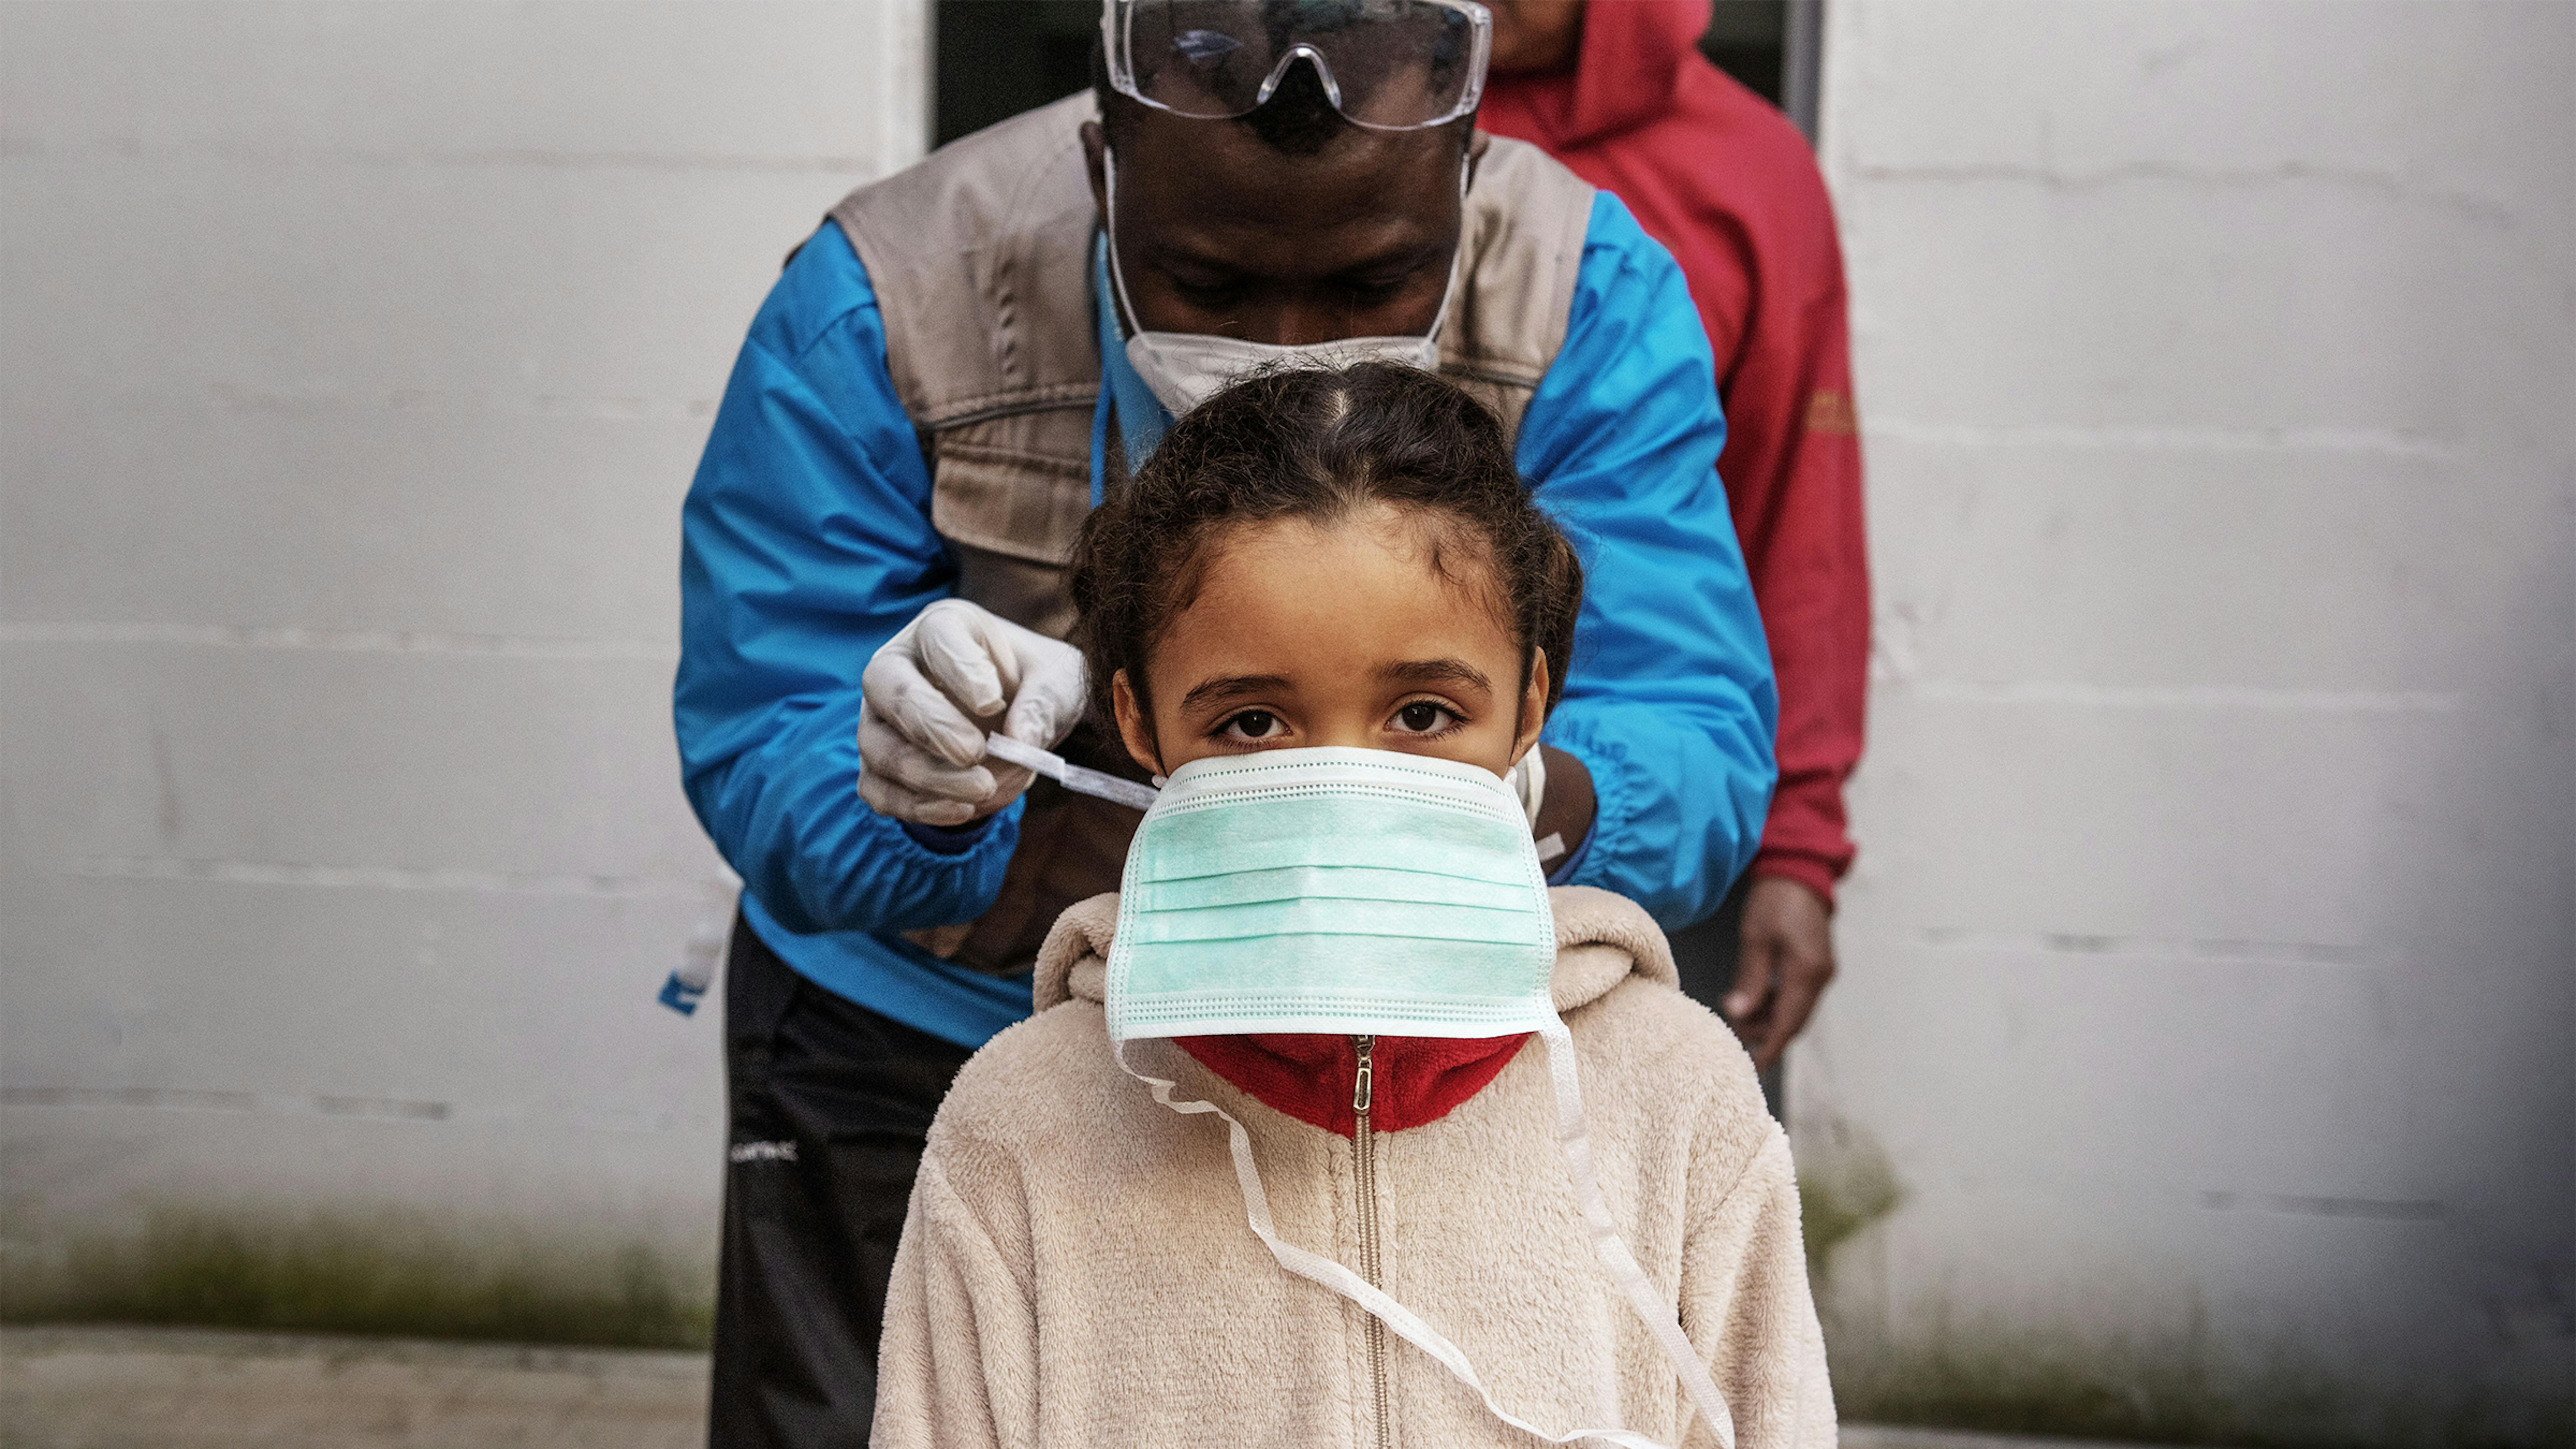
[1141,799,1530,885]
[1128,896,1541,947]
[1141,864,1532,913]
[1119,931,1552,1005]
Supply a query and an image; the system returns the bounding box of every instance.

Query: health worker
[672,1,1777,1439]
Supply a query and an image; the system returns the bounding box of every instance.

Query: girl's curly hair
[1068,361,1584,732]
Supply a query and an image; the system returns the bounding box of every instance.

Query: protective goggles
[1101,0,1492,132]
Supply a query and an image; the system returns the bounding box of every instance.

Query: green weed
[0,1204,712,1349]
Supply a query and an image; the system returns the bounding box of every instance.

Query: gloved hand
[857,599,1086,827]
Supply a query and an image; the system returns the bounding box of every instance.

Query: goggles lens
[1113,0,1488,131]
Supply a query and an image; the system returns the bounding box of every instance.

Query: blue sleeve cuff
[1544,824,1596,887]
[901,814,1005,857]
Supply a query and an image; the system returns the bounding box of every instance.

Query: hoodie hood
[1480,0,1710,149]
[1032,884,1678,1016]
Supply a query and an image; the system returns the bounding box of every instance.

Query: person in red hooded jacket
[1480,0,1870,1089]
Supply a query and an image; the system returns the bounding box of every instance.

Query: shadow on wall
[1801,1116,2574,1449]
[0,1202,713,1351]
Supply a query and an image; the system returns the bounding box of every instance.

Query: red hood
[1482,0,1709,148]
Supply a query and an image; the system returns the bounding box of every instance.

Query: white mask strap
[1113,1033,1733,1449]
[1535,1018,1740,1449]
[1102,148,1145,341]
[1423,147,1472,346]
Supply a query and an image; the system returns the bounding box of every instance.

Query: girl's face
[1112,503,1548,781]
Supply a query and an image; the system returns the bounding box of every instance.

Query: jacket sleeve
[873,1149,1040,1449]
[1522,192,1780,930]
[1714,159,1869,906]
[674,225,1020,937]
[1681,1130,1838,1449]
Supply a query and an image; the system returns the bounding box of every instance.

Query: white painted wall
[1801,0,2572,1435]
[1,0,927,1279]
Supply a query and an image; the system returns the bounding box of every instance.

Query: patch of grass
[1836,1317,2335,1446]
[1827,1309,2573,1449]
[1794,1115,1903,1284]
[0,1205,712,1349]
[1786,1116,2571,1449]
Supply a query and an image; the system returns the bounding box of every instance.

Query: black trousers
[1664,875,1786,1121]
[708,913,977,1448]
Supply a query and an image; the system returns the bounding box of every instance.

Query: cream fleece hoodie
[873,887,1835,1449]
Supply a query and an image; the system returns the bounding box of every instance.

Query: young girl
[872,364,1832,1449]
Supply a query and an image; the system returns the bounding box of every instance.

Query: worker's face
[1082,113,1483,346]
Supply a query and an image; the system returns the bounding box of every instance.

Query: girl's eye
[1219,709,1285,742]
[1390,702,1458,735]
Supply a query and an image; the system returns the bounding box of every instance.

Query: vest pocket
[927,428,1091,567]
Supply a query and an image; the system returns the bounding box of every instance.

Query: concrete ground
[1,1327,707,1449]
[0,1324,2215,1449]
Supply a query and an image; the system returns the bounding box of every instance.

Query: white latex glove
[857,599,1086,827]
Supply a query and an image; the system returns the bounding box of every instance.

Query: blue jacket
[676,191,1777,1049]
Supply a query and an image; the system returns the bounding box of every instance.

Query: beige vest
[829,92,1596,973]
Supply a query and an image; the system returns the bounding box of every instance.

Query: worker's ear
[1508,648,1550,767]
[1081,119,1109,229]
[1111,670,1164,778]
[1465,128,1491,194]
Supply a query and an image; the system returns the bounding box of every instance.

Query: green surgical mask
[1107,747,1736,1449]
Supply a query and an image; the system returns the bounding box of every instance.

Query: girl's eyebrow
[1179,673,1293,711]
[1379,658,1492,693]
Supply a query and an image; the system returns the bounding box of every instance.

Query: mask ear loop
[1417,149,1474,351]
[1534,1016,1740,1449]
[1102,147,1146,341]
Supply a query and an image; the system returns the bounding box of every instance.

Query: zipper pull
[1352,1034,1375,1115]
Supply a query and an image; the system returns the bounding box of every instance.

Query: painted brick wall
[6,1,2569,1434]
[1800,1,2572,1437]
[2,1,927,1293]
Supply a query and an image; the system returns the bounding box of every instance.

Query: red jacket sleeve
[1711,155,1869,904]
[1483,26,1871,907]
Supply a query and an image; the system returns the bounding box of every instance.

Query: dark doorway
[934,1,1097,149]
[932,1,1815,150]
[1702,0,1789,109]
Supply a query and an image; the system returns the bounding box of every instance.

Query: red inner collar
[1176,1032,1531,1137]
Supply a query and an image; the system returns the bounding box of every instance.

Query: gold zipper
[1354,1034,1389,1449]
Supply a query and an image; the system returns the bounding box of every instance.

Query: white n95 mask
[1102,151,1463,419]
[1106,747,1736,1449]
